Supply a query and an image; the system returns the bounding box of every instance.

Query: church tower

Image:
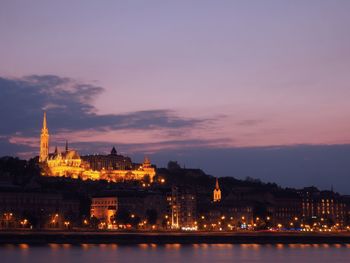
[143,156,151,168]
[213,177,221,202]
[39,112,49,162]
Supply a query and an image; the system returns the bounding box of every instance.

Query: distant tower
[39,112,49,162]
[213,178,221,202]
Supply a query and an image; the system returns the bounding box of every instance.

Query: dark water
[1,244,350,263]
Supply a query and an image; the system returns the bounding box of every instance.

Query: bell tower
[39,111,49,162]
[213,178,221,202]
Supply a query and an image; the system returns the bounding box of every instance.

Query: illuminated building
[91,190,168,229]
[39,112,156,182]
[200,186,275,230]
[90,197,118,228]
[299,187,346,227]
[168,186,197,230]
[39,112,49,162]
[169,186,179,229]
[213,178,221,202]
[82,147,132,171]
[202,191,255,230]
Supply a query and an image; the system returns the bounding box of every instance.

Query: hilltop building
[39,112,49,162]
[39,112,156,182]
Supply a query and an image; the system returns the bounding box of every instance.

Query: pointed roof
[144,156,150,164]
[111,146,117,155]
[215,178,220,190]
[42,111,48,131]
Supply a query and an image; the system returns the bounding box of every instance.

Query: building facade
[0,190,79,229]
[91,190,168,229]
[272,192,302,228]
[168,186,197,230]
[299,188,346,228]
[90,196,118,228]
[39,112,156,182]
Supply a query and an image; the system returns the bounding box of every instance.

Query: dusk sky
[1,1,350,192]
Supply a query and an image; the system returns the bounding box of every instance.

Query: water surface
[1,244,350,263]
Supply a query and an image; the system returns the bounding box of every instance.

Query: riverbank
[1,231,350,244]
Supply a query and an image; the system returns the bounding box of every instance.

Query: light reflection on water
[1,243,350,263]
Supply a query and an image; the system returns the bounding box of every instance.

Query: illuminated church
[39,112,156,182]
[213,178,221,202]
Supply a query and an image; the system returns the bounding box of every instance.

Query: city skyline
[1,1,350,193]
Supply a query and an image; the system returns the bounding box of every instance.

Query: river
[1,243,350,262]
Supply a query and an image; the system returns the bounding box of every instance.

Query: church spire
[39,111,49,162]
[43,111,47,130]
[213,177,221,202]
[215,177,220,190]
